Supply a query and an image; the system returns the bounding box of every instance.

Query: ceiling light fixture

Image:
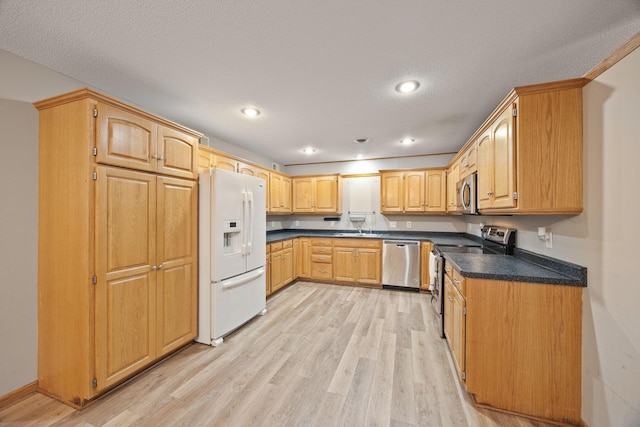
[400,138,415,144]
[395,80,420,93]
[241,107,261,117]
[353,138,370,144]
[355,154,365,160]
[302,147,316,154]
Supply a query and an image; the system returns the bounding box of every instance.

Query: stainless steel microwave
[456,173,478,214]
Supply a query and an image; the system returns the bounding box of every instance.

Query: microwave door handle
[461,181,470,210]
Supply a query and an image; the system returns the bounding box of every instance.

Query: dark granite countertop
[266,229,481,246]
[443,252,587,287]
[266,229,587,287]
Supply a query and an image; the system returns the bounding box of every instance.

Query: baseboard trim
[0,381,38,409]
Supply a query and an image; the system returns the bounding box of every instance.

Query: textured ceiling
[1,1,639,165]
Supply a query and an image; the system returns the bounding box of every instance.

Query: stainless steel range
[430,226,516,338]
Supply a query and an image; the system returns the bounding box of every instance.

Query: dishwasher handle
[383,240,419,246]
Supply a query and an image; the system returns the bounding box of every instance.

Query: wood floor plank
[2,281,562,427]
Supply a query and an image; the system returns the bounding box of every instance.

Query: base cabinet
[333,239,381,285]
[445,261,583,425]
[269,240,294,293]
[36,89,199,407]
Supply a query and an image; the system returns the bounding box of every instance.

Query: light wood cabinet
[474,78,586,214]
[311,238,333,280]
[458,141,477,179]
[420,241,434,290]
[35,89,199,408]
[269,240,294,293]
[213,153,238,172]
[96,103,198,179]
[446,163,458,212]
[198,146,214,172]
[443,261,583,425]
[270,172,292,214]
[381,169,446,214]
[292,174,342,214]
[332,239,381,285]
[299,238,312,278]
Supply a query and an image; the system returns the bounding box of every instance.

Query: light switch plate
[406,221,412,229]
[390,221,397,228]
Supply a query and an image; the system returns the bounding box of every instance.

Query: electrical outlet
[295,220,300,226]
[390,221,397,228]
[406,221,412,229]
[546,232,553,248]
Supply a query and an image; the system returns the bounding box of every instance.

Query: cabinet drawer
[334,238,381,248]
[311,238,332,246]
[270,242,283,251]
[312,245,332,254]
[311,263,332,279]
[311,254,332,264]
[452,269,466,295]
[282,239,293,249]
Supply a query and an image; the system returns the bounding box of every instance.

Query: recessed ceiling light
[355,154,365,160]
[302,147,316,154]
[353,138,370,144]
[395,80,420,93]
[400,138,415,144]
[241,107,261,117]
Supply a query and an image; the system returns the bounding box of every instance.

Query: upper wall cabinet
[292,174,342,214]
[96,102,198,179]
[473,78,587,214]
[380,169,447,214]
[270,172,292,214]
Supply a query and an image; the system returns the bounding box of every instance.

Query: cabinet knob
[152,265,157,271]
[449,296,453,301]
[487,190,493,196]
[158,264,164,270]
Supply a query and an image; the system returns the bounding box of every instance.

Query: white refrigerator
[196,168,267,346]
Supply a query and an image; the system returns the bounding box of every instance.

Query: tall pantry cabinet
[35,89,200,408]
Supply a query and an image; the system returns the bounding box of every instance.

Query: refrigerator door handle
[247,191,254,255]
[241,191,247,255]
[220,267,265,289]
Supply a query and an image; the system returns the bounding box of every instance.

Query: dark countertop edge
[266,229,471,242]
[443,253,587,288]
[513,248,587,287]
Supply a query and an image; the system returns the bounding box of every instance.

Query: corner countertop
[443,252,587,287]
[266,229,587,288]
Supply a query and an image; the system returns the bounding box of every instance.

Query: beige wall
[465,46,640,426]
[0,99,39,395]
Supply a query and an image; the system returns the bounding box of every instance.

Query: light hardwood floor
[1,281,560,427]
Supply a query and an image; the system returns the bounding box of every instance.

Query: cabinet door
[491,107,516,209]
[214,154,237,172]
[356,248,381,285]
[452,284,466,383]
[404,171,425,212]
[238,162,256,176]
[420,241,434,290]
[156,176,197,356]
[281,177,292,213]
[315,176,339,213]
[300,238,312,278]
[282,248,294,285]
[270,174,282,212]
[96,103,157,173]
[198,151,213,172]
[446,165,457,212]
[425,170,446,212]
[256,169,271,210]
[157,126,198,179]
[334,247,356,282]
[381,172,404,213]
[270,250,283,292]
[95,166,157,390]
[293,177,315,213]
[443,276,454,345]
[477,129,493,209]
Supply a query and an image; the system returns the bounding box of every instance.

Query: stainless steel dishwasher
[382,240,420,290]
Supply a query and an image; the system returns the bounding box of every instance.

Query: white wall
[464,47,640,427]
[0,99,39,395]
